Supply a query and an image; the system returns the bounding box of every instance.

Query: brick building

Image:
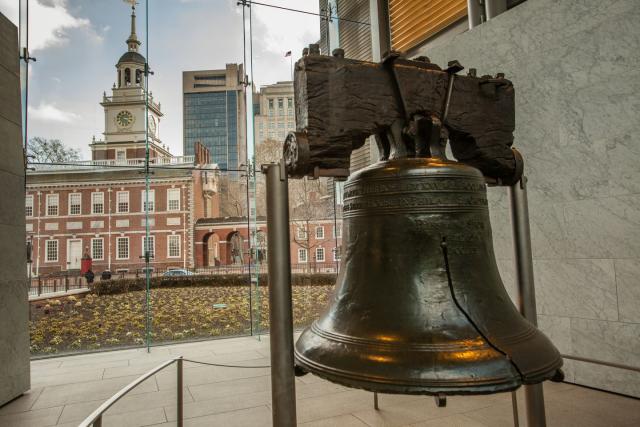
[26,151,218,276]
[194,216,342,272]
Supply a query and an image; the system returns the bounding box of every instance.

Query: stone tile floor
[1,336,639,426]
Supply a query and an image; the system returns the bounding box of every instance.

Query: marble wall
[0,12,30,406]
[418,0,640,397]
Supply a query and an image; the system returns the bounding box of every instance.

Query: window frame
[25,194,33,217]
[91,192,104,214]
[296,227,307,240]
[315,226,324,239]
[46,194,59,216]
[68,192,82,216]
[315,247,325,262]
[116,236,130,260]
[141,189,155,212]
[167,234,181,258]
[333,225,342,239]
[45,239,59,262]
[116,191,130,213]
[142,235,155,259]
[298,248,308,263]
[91,238,104,261]
[167,188,181,212]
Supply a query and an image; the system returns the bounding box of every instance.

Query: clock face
[148,115,157,136]
[116,110,135,128]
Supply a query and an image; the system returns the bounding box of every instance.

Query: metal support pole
[373,392,379,410]
[467,0,483,29]
[511,391,520,427]
[509,176,547,427]
[264,160,297,427]
[485,0,507,20]
[93,415,102,427]
[177,357,184,427]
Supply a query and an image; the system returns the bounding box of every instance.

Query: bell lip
[294,351,523,396]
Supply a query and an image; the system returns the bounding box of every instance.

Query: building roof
[117,51,145,66]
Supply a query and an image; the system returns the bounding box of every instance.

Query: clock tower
[91,2,169,161]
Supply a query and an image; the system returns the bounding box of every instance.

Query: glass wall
[16,0,348,358]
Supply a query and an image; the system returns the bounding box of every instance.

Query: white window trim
[141,189,155,212]
[116,237,130,260]
[116,149,126,161]
[298,248,308,263]
[315,247,325,262]
[25,195,34,217]
[167,188,181,212]
[142,235,155,259]
[45,239,58,263]
[167,235,181,258]
[333,247,341,261]
[91,192,104,214]
[68,193,82,216]
[91,238,104,261]
[116,191,130,213]
[333,225,342,239]
[296,227,307,240]
[46,194,59,216]
[315,226,324,239]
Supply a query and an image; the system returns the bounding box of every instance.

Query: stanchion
[509,175,547,427]
[263,160,297,427]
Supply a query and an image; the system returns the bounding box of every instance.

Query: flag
[285,51,292,57]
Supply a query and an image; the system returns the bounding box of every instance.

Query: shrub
[91,273,336,296]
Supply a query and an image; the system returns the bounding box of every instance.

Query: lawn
[29,285,334,356]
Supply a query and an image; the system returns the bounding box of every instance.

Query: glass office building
[183,66,245,170]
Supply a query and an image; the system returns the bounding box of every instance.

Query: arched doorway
[203,232,220,267]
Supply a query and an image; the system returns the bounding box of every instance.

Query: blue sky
[0,0,320,158]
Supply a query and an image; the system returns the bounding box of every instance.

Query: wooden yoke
[284,45,522,185]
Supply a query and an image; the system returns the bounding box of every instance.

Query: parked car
[163,269,194,277]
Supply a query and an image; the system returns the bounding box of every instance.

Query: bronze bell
[294,157,563,395]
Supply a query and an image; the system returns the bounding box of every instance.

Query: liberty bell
[293,157,562,395]
[286,50,563,396]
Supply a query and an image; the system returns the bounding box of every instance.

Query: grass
[29,285,334,356]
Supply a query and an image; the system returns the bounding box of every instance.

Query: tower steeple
[125,2,141,52]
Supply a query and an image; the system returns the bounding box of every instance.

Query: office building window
[69,193,81,215]
[269,98,274,110]
[287,97,293,108]
[298,248,307,263]
[92,192,104,214]
[117,191,129,213]
[116,237,129,260]
[333,246,341,261]
[167,188,181,211]
[168,235,181,258]
[333,225,342,238]
[46,194,59,216]
[91,238,104,260]
[25,195,33,217]
[316,226,324,239]
[315,247,325,262]
[278,98,284,109]
[46,240,58,262]
[142,189,155,212]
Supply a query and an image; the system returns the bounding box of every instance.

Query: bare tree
[27,137,80,163]
[218,174,247,217]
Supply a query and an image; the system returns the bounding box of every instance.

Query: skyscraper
[182,65,246,171]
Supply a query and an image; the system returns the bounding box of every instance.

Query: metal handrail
[78,356,184,427]
[561,354,640,373]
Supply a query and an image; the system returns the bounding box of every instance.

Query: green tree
[27,137,80,163]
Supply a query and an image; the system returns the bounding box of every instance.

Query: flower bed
[29,285,334,356]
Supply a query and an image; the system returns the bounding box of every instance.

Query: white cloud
[29,102,80,123]
[29,0,91,51]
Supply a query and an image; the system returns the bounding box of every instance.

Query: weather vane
[123,0,138,10]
